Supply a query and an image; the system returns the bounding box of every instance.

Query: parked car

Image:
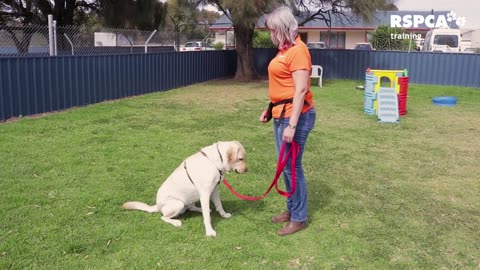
[354,42,374,50]
[180,41,214,52]
[463,47,480,54]
[307,42,327,49]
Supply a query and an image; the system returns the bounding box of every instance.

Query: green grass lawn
[1,79,479,269]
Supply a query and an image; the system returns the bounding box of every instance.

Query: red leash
[223,141,300,201]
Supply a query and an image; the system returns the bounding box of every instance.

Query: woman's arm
[282,69,310,143]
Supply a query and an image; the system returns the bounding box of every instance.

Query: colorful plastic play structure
[364,68,409,123]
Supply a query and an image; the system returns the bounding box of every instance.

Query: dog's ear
[226,145,236,163]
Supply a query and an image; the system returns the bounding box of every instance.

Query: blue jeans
[273,107,316,222]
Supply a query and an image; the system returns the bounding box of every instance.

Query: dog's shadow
[179,180,333,227]
[180,199,266,224]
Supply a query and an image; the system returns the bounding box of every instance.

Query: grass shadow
[308,180,335,222]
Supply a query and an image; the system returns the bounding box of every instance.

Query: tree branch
[75,0,101,11]
[210,0,232,22]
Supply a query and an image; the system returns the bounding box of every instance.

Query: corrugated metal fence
[1,49,479,122]
[254,49,480,88]
[0,51,236,122]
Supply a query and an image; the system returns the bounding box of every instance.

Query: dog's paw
[221,212,232,219]
[171,220,182,227]
[161,217,182,227]
[206,229,217,237]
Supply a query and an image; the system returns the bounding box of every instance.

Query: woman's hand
[259,109,269,123]
[283,125,295,143]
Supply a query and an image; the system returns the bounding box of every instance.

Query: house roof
[210,10,458,32]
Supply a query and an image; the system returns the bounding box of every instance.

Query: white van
[422,28,462,53]
[307,42,327,49]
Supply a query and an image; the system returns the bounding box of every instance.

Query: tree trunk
[16,33,33,55]
[64,0,76,26]
[53,0,66,25]
[233,24,258,81]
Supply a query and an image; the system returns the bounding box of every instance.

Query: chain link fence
[0,21,183,57]
[0,22,49,56]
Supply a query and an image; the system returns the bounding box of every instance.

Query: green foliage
[198,9,222,25]
[344,0,398,22]
[103,0,168,29]
[135,0,168,30]
[165,0,221,45]
[253,30,276,48]
[1,0,101,25]
[370,25,417,51]
[167,0,198,31]
[293,0,397,25]
[210,0,279,28]
[1,80,479,269]
[74,12,103,29]
[212,41,224,50]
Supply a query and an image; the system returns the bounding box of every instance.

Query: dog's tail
[122,201,159,213]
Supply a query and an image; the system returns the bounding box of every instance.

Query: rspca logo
[390,11,467,28]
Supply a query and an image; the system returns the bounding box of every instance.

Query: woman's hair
[264,6,298,50]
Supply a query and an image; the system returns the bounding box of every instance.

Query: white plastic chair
[310,65,323,88]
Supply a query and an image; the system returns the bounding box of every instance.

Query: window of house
[320,31,346,48]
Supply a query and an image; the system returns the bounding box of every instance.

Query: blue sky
[396,0,480,28]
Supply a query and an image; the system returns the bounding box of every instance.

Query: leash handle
[223,141,300,201]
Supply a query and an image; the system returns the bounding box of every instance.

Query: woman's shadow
[307,179,334,221]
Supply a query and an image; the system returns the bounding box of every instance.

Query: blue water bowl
[432,96,458,107]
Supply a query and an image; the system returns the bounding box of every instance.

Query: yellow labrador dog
[123,141,247,237]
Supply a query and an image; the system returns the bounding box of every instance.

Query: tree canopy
[370,25,417,51]
[102,0,168,29]
[0,0,100,25]
[2,0,399,80]
[202,0,398,80]
[294,0,397,27]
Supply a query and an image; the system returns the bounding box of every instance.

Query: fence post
[48,15,54,56]
[145,30,157,53]
[64,33,74,55]
[53,20,58,56]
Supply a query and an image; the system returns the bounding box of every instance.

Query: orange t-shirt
[267,37,314,118]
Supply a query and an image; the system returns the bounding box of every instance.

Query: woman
[259,6,316,236]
